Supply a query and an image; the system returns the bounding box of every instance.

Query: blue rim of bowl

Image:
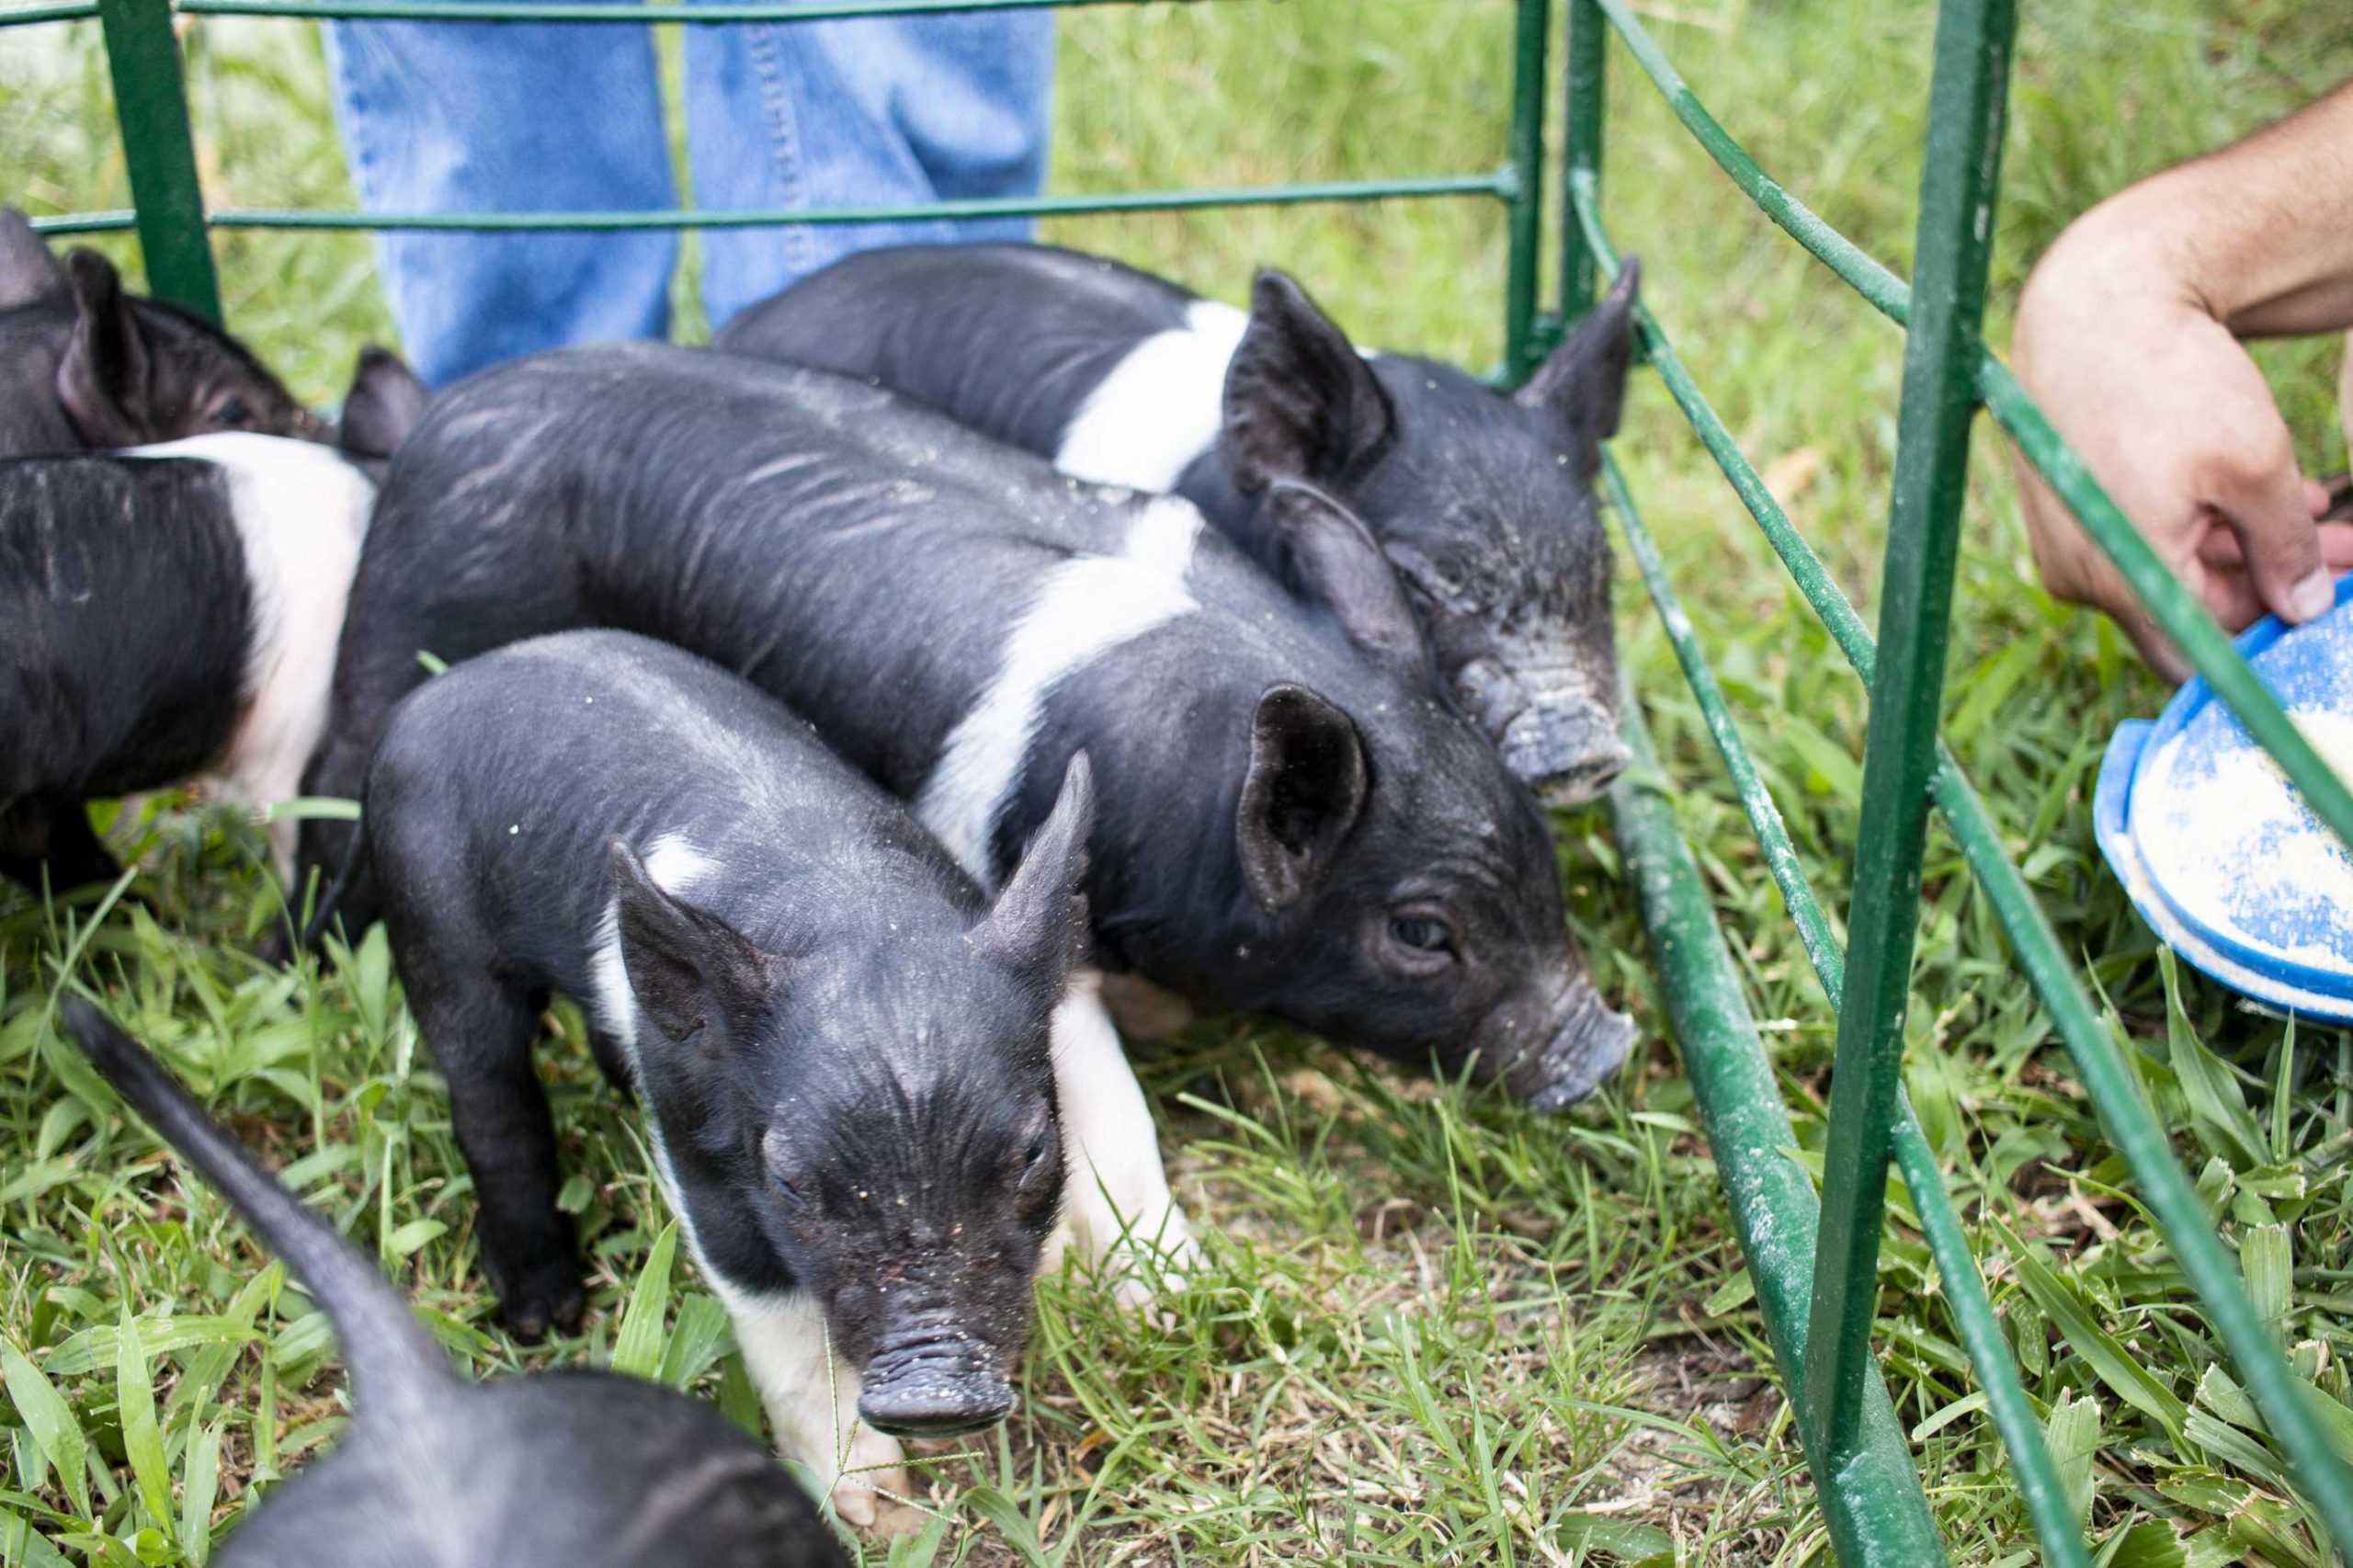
[2125,572,2353,999]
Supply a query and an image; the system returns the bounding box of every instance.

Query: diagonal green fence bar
[1604,446,2094,1568]
[1606,670,1950,1566]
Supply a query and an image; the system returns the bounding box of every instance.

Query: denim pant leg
[683,9,1054,331]
[324,19,679,386]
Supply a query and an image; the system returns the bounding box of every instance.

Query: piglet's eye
[1391,915,1454,955]
[767,1168,808,1210]
[210,396,254,429]
[1024,1135,1050,1169]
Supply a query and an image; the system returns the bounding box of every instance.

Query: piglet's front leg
[1047,971,1199,1312]
[718,1288,922,1536]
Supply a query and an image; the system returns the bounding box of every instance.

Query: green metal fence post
[95,0,223,321]
[1559,0,1605,323]
[1803,0,2015,1464]
[1503,0,1551,380]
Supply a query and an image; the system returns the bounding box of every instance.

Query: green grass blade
[0,1508,74,1568]
[2043,1392,2099,1525]
[1994,1223,2189,1447]
[610,1219,678,1381]
[2158,953,2268,1172]
[114,1313,171,1528]
[0,1340,88,1519]
[655,1294,731,1392]
[178,1419,222,1566]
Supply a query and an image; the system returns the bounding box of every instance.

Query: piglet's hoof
[495,1269,586,1343]
[827,1440,919,1535]
[853,1494,928,1539]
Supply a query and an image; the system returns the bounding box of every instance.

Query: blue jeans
[324,8,1053,385]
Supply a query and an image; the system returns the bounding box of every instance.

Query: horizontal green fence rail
[183,176,1512,230]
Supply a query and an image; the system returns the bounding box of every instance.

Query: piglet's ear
[1268,480,1431,681]
[1221,267,1395,495]
[1237,686,1368,914]
[0,209,63,311]
[336,347,431,466]
[974,752,1096,983]
[1515,257,1639,480]
[55,249,152,448]
[610,840,775,1053]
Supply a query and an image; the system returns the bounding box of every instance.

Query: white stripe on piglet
[124,433,374,882]
[917,498,1201,887]
[1053,299,1248,493]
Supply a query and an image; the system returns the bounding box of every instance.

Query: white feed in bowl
[2133,707,2353,971]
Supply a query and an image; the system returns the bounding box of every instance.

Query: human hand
[2011,228,2353,680]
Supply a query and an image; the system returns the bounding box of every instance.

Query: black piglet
[63,997,847,1568]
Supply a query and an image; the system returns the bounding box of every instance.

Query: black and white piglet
[62,999,848,1568]
[301,345,1634,1108]
[2,210,293,455]
[364,631,1188,1524]
[0,432,383,895]
[717,242,1642,805]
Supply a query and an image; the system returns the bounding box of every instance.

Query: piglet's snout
[1502,981,1636,1113]
[1511,699,1631,810]
[858,1309,1017,1438]
[1461,657,1629,808]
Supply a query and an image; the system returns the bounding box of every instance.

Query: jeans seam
[324,28,384,205]
[744,21,813,281]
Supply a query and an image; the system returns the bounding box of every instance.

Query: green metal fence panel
[92,0,222,320]
[1576,157,2353,1551]
[1803,0,2013,1470]
[1565,0,2353,1557]
[1502,0,1550,381]
[34,0,2353,1557]
[1558,0,1605,322]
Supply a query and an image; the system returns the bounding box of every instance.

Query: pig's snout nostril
[1487,684,1628,809]
[1508,989,1637,1112]
[857,1368,1017,1437]
[1534,743,1632,809]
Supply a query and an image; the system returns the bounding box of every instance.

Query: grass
[4,1,2353,1562]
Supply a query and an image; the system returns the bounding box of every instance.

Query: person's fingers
[2117,596,2194,684]
[2196,525,2244,567]
[2205,438,2335,624]
[2325,477,2353,525]
[2184,555,2269,631]
[2031,506,2197,679]
[2222,519,2353,570]
[2308,478,2334,518]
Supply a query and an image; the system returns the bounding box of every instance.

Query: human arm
[2008,80,2353,678]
